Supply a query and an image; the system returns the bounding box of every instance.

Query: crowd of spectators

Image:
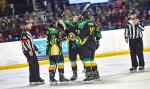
[0,0,150,43]
[67,0,150,30]
[0,11,49,43]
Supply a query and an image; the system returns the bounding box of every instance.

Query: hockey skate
[49,71,58,85]
[137,66,145,73]
[59,75,70,84]
[89,70,101,84]
[50,78,58,85]
[70,74,77,81]
[36,79,45,84]
[139,66,144,71]
[29,82,37,86]
[70,70,78,81]
[92,71,101,81]
[130,67,137,72]
[29,79,45,86]
[83,72,93,83]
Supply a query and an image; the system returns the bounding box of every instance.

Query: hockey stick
[78,3,91,19]
[82,3,91,13]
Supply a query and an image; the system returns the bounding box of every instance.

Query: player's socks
[49,70,57,84]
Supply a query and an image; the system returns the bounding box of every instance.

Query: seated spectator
[146,10,150,20]
[7,34,14,42]
[0,32,3,43]
[0,17,2,32]
[39,31,46,38]
[34,25,40,39]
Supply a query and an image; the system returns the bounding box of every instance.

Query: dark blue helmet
[129,10,136,16]
[47,17,56,24]
[82,10,91,18]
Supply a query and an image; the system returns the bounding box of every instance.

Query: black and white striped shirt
[20,31,38,52]
[124,19,144,39]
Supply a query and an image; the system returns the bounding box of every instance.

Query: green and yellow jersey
[46,27,63,56]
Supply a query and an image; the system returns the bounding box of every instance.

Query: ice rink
[0,52,150,89]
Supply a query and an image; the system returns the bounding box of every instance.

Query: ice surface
[0,53,150,89]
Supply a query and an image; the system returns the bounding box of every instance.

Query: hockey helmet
[82,10,91,18]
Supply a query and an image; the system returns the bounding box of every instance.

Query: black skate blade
[50,82,59,86]
[93,78,101,82]
[83,80,93,84]
[74,79,101,84]
[137,69,145,73]
[130,69,137,73]
[91,79,101,84]
[50,81,71,86]
[50,80,102,86]
[59,81,70,85]
[29,82,37,86]
[29,82,45,86]
[36,82,45,85]
[74,80,94,84]
[70,78,77,81]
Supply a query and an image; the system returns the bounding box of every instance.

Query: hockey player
[20,20,44,85]
[77,10,102,81]
[46,17,69,84]
[61,15,80,81]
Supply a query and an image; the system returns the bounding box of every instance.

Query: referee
[124,11,145,72]
[20,20,44,85]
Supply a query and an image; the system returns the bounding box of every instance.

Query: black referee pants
[24,51,41,82]
[129,38,145,67]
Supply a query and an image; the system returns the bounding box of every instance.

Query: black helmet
[128,10,136,16]
[47,17,56,24]
[21,20,32,30]
[57,8,64,18]
[23,20,32,26]
[82,10,91,18]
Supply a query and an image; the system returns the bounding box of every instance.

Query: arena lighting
[90,0,108,3]
[69,0,90,4]
[69,0,108,4]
